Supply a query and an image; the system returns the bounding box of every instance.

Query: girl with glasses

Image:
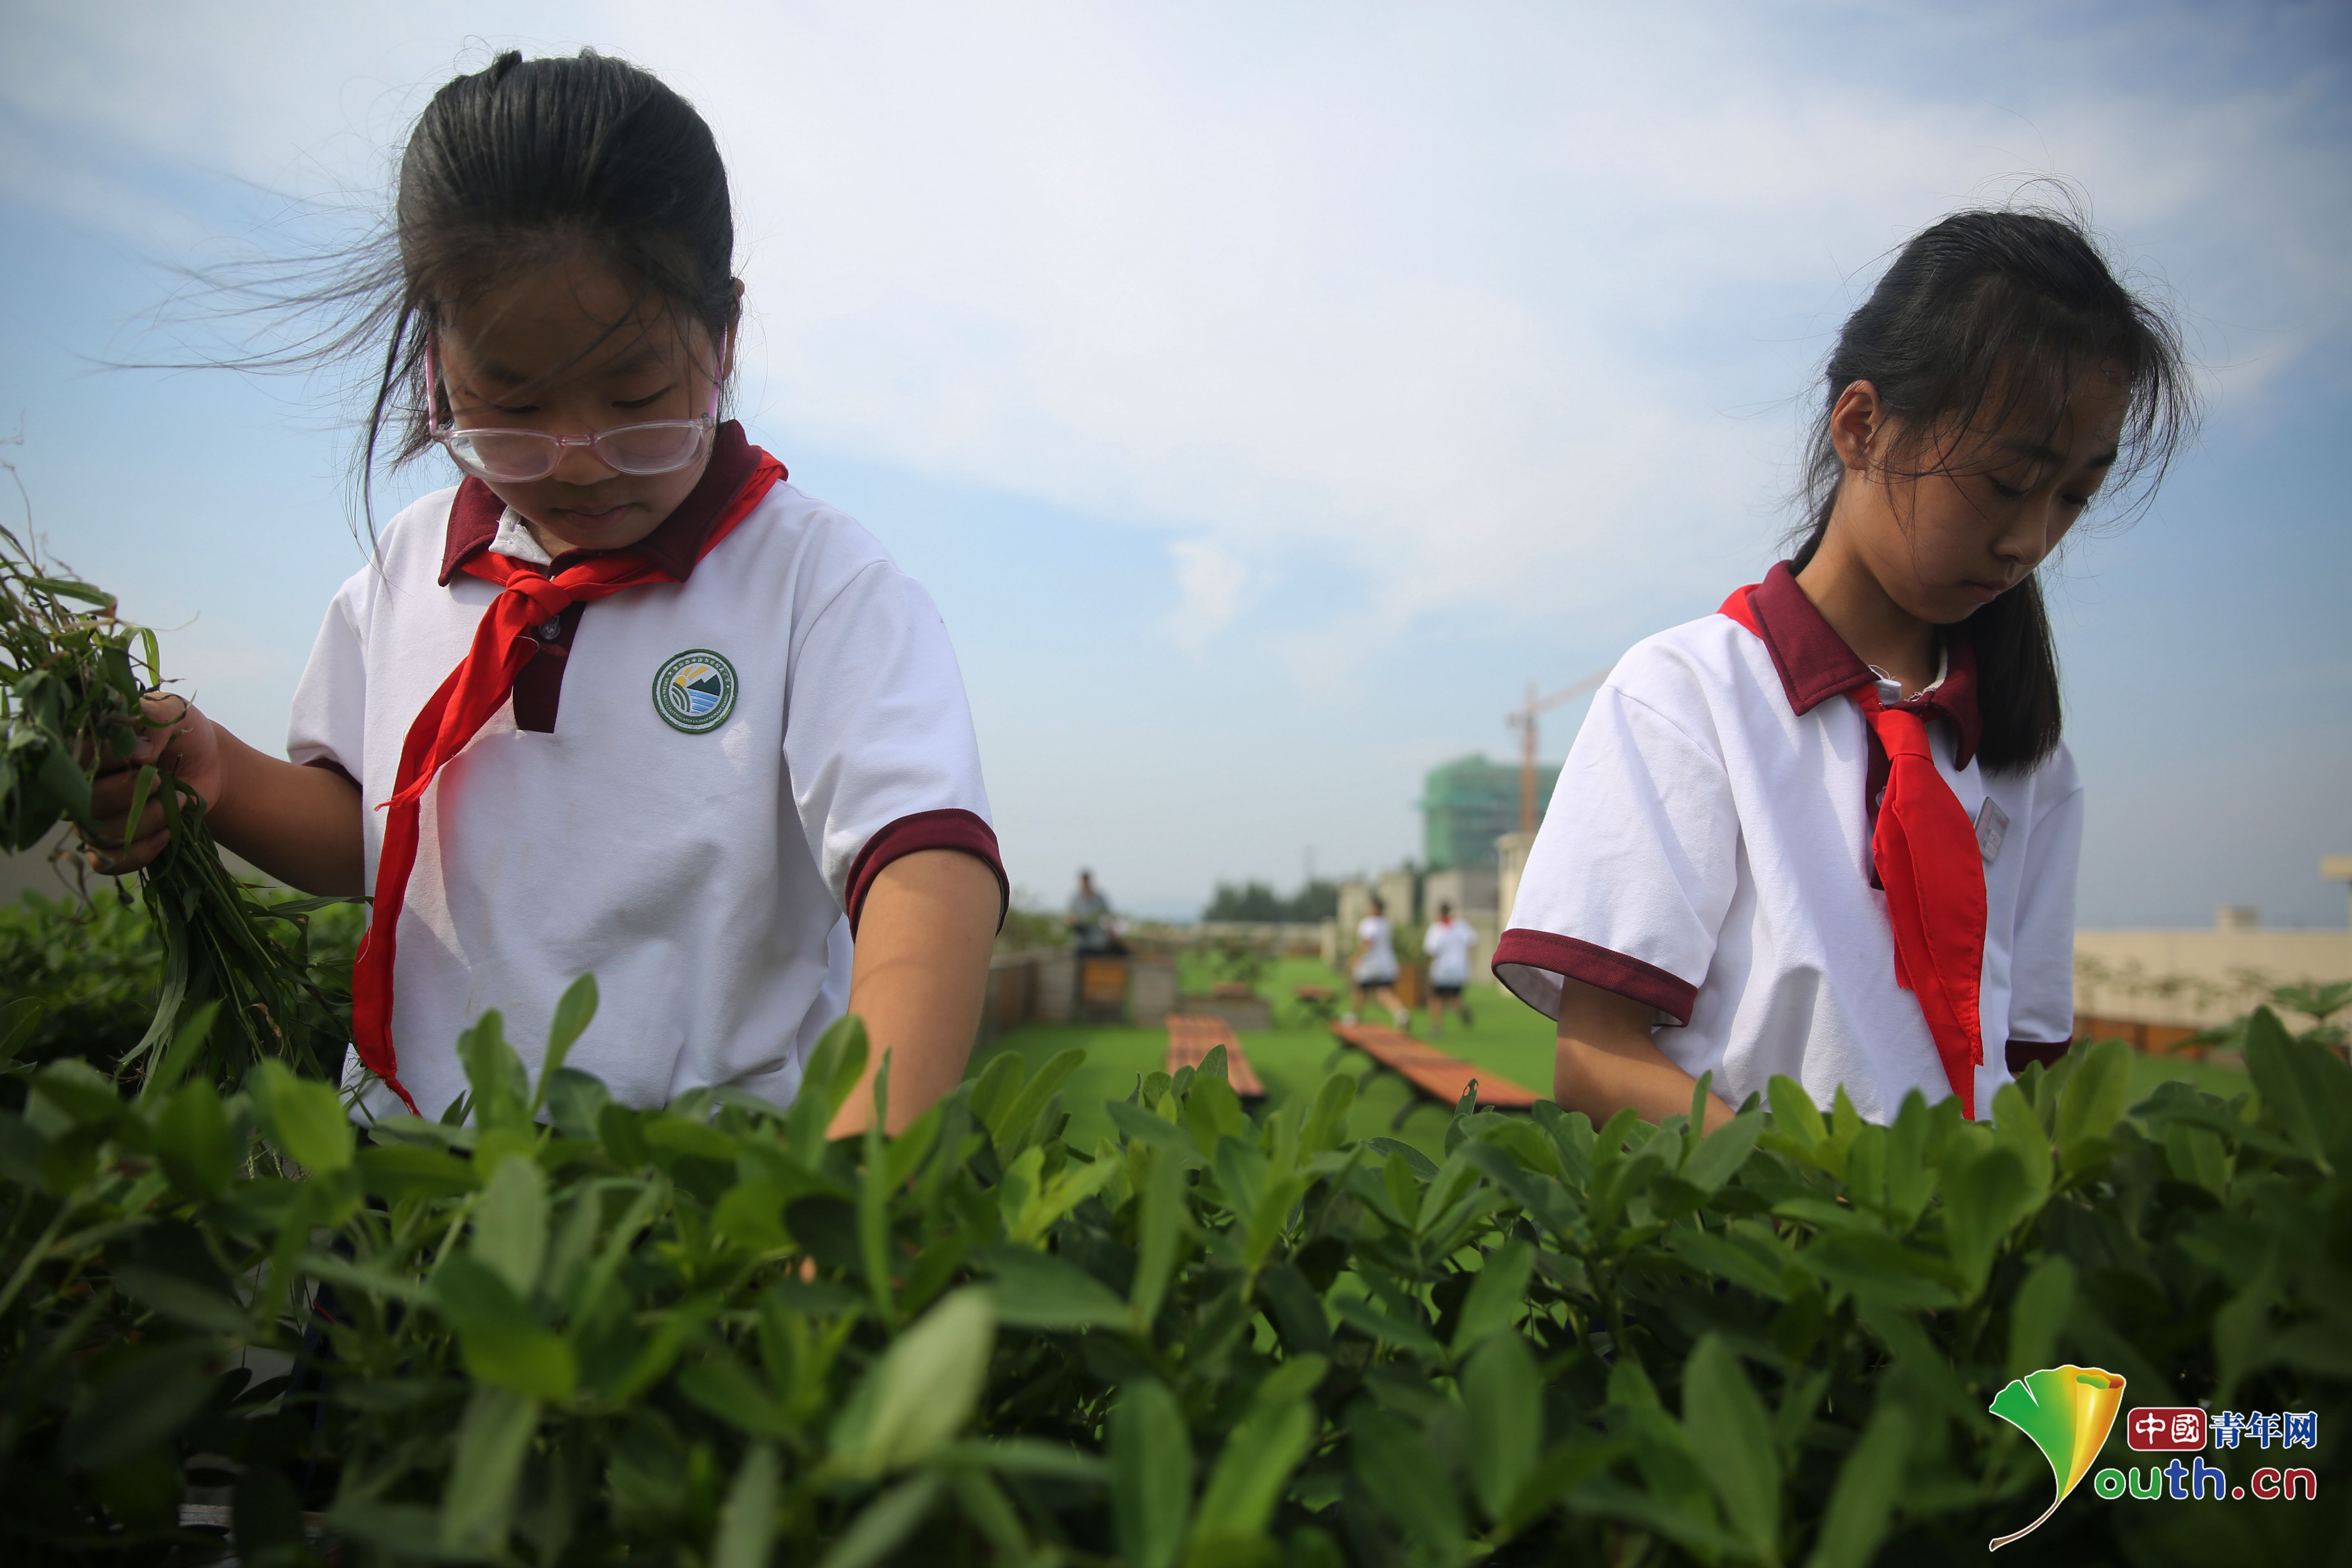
[83,49,1006,1132]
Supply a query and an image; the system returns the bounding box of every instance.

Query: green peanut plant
[0,978,2346,1566]
[0,516,352,1089]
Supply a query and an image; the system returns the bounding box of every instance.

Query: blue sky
[2,1,2346,924]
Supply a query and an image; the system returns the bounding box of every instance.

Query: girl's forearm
[207,728,366,895]
[831,848,1000,1136]
[1552,975,1733,1131]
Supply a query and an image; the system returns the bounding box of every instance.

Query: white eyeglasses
[422,327,731,482]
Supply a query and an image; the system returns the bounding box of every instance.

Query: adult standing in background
[1066,869,1124,954]
[1423,901,1478,1034]
[1344,894,1409,1029]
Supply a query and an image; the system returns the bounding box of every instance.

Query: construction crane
[1504,666,1613,835]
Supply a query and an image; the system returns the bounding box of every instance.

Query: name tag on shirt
[1975,798,2009,866]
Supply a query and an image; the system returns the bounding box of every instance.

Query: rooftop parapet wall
[2074,928,2351,1031]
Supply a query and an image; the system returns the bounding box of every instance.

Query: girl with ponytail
[1495,207,2194,1126]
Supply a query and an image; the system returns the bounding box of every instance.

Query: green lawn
[967,952,2252,1158]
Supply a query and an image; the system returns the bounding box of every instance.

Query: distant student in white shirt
[1423,902,1478,1035]
[1344,896,1410,1029]
[1496,208,2194,1127]
[82,51,1004,1131]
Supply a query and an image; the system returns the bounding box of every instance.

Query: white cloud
[8,3,2344,678]
[1166,537,1248,653]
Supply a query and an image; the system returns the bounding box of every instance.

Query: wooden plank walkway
[1328,1022,1540,1110]
[1165,1013,1266,1099]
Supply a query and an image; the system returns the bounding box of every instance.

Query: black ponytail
[1790,206,2196,772]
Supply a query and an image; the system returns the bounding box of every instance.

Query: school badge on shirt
[1975,797,2009,865]
[653,649,738,733]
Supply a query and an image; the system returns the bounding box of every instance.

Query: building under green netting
[1420,753,1559,869]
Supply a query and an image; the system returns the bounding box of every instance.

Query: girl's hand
[81,693,226,875]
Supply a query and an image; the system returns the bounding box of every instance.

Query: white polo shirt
[290,426,1004,1121]
[1424,918,1477,987]
[1494,563,2080,1123]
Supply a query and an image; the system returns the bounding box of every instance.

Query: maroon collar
[1740,561,1982,768]
[438,420,772,586]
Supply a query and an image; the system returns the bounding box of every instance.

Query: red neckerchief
[353,452,787,1112]
[1720,584,1986,1116]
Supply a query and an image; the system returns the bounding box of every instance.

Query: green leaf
[1195,1391,1320,1546]
[1332,1294,1445,1360]
[2054,1037,2130,1172]
[153,1078,236,1201]
[354,1143,478,1204]
[1183,1075,1247,1158]
[712,1178,792,1252]
[1131,1145,1189,1330]
[439,1385,540,1558]
[251,1060,353,1174]
[1940,1144,2036,1296]
[1989,1083,2053,1206]
[966,1050,1025,1131]
[544,1067,612,1140]
[464,1322,578,1403]
[1112,1379,1192,1568]
[1504,1438,1626,1531]
[115,1221,245,1334]
[0,996,41,1067]
[1302,1072,1356,1153]
[1767,1075,1828,1160]
[787,1015,869,1161]
[711,1442,780,1568]
[814,1474,942,1568]
[535,974,599,1111]
[1107,1098,1190,1154]
[1346,1404,1462,1560]
[2244,1007,2352,1166]
[1681,1335,1779,1558]
[26,574,114,606]
[833,1288,994,1476]
[138,998,219,1104]
[986,1244,1130,1329]
[946,1468,1031,1558]
[1683,1105,1765,1194]
[456,1009,531,1131]
[434,1252,577,1402]
[1664,1227,1792,1301]
[59,1343,215,1471]
[1803,1403,1909,1568]
[471,1151,550,1297]
[1462,1331,1540,1524]
[30,1058,126,1132]
[2006,1255,2076,1379]
[986,1047,1085,1152]
[941,1437,1111,1480]
[1452,1238,1535,1352]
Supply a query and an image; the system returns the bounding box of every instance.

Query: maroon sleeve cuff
[303,756,361,792]
[1491,928,1698,1026]
[2004,1039,2072,1074]
[844,808,1009,935]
